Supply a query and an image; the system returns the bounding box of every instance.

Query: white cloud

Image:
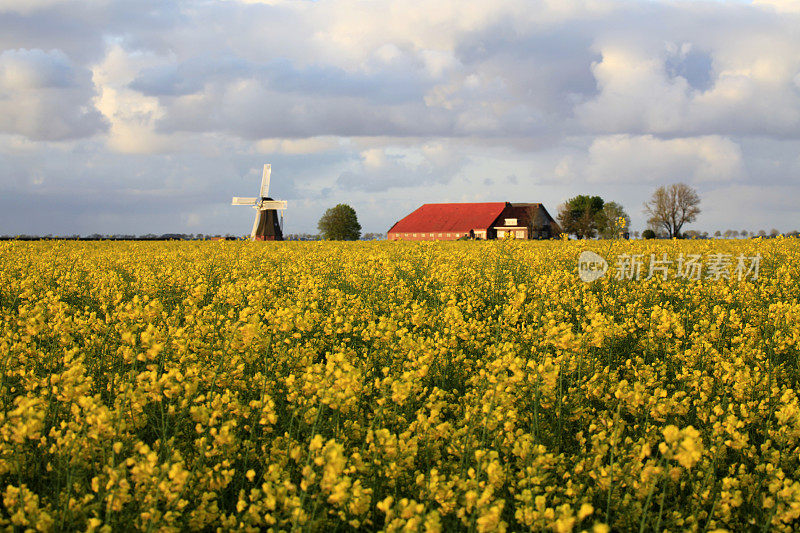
[585,135,746,183]
[577,45,691,134]
[335,141,466,192]
[577,16,800,137]
[255,136,340,155]
[752,0,800,13]
[0,48,106,140]
[92,45,176,153]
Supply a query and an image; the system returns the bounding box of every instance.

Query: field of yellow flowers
[1,238,799,532]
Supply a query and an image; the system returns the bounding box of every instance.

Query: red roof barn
[388,202,561,241]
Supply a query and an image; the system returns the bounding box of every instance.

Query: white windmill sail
[257,200,288,211]
[231,197,257,205]
[251,212,261,240]
[260,164,271,198]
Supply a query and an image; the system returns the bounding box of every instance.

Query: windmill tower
[231,164,287,240]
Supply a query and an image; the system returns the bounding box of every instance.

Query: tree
[643,183,700,238]
[557,195,605,239]
[318,204,361,240]
[598,201,631,239]
[642,229,656,239]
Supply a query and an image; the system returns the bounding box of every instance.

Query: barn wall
[388,232,470,241]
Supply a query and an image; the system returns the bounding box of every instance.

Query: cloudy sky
[1,0,799,236]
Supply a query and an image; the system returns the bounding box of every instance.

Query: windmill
[231,164,287,240]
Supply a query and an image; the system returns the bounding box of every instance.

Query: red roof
[388,203,508,233]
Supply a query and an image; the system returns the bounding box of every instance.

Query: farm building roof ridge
[388,202,509,234]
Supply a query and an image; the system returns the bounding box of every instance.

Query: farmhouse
[388,202,561,241]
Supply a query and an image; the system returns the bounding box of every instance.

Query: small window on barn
[505,218,517,226]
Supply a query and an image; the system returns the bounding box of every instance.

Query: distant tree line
[641,229,798,240]
[0,233,240,241]
[1,231,389,241]
[284,232,386,241]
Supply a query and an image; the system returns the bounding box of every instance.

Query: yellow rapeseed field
[1,238,799,532]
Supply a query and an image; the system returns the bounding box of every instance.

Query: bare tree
[643,183,701,238]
